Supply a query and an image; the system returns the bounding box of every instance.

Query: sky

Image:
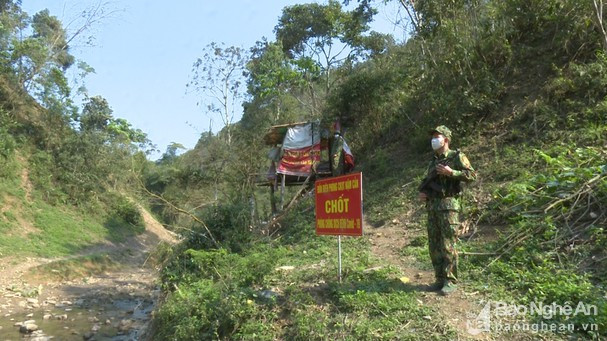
[21,1,405,159]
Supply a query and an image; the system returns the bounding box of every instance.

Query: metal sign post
[338,235,342,283]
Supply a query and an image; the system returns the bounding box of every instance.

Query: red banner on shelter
[315,172,363,236]
[277,144,321,176]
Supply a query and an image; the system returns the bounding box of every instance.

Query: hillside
[145,1,607,340]
[0,77,177,339]
[0,3,176,338]
[0,0,605,340]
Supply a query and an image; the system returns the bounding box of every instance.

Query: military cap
[429,125,452,140]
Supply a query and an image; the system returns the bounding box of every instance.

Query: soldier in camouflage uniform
[330,121,345,177]
[418,125,476,296]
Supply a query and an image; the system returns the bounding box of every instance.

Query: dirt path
[0,207,177,341]
[368,216,494,341]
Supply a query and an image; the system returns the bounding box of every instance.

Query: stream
[0,268,160,341]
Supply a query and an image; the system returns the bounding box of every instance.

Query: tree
[80,95,112,133]
[188,42,248,146]
[11,9,74,91]
[190,132,231,201]
[0,0,27,71]
[274,0,384,115]
[245,40,303,124]
[4,2,118,111]
[158,142,186,164]
[78,95,150,176]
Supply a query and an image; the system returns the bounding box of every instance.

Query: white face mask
[431,137,444,151]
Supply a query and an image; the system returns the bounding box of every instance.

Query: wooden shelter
[259,121,334,213]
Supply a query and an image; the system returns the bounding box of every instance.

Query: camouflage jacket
[420,149,476,206]
[330,133,345,176]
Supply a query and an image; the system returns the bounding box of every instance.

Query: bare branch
[139,180,220,248]
[189,43,247,145]
[593,0,607,52]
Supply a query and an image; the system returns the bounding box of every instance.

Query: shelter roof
[263,121,314,145]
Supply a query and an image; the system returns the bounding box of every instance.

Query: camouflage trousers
[426,198,459,283]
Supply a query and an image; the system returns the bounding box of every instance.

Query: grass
[0,157,145,258]
[399,240,432,271]
[153,202,456,340]
[15,200,141,258]
[30,203,107,256]
[151,129,607,340]
[31,253,119,282]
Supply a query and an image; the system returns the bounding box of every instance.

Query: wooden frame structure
[258,121,333,213]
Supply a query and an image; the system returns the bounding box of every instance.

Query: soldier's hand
[436,164,454,176]
[418,192,428,202]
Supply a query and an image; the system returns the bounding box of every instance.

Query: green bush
[474,144,607,335]
[0,127,16,159]
[107,194,142,227]
[179,198,253,252]
[155,245,284,340]
[486,258,606,330]
[29,150,67,204]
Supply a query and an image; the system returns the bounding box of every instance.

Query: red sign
[315,172,363,236]
[277,144,322,176]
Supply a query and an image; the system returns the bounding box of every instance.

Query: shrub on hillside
[105,193,142,227]
[182,198,253,252]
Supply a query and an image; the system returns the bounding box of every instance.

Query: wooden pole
[280,173,286,211]
[270,183,277,215]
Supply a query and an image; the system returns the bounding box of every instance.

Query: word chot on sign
[315,172,363,236]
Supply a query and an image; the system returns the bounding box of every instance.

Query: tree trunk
[593,0,607,53]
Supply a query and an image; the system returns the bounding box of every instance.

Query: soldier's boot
[427,275,445,291]
[427,281,443,292]
[439,281,457,296]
